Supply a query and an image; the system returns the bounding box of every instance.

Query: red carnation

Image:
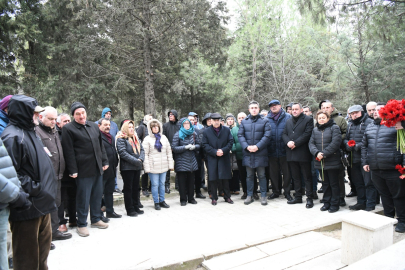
[347,140,356,147]
[316,157,321,161]
[396,164,405,176]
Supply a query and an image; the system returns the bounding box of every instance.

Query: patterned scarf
[154,133,162,152]
[270,109,283,121]
[129,136,140,154]
[179,119,194,141]
[101,130,112,144]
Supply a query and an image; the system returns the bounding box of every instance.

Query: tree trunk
[128,98,134,120]
[251,45,257,101]
[357,17,370,102]
[142,0,155,116]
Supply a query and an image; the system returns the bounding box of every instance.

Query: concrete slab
[287,250,346,270]
[203,247,268,270]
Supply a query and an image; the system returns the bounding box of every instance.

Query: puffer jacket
[1,95,57,221]
[0,109,8,136]
[238,114,271,168]
[117,134,144,171]
[309,120,342,170]
[0,138,20,210]
[142,119,174,174]
[231,124,243,160]
[344,112,373,164]
[163,110,179,144]
[361,119,405,170]
[267,109,291,158]
[172,130,200,172]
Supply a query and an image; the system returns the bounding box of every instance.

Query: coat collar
[72,120,90,129]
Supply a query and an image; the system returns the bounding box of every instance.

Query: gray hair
[237,112,247,118]
[366,101,377,109]
[303,106,311,111]
[98,118,110,125]
[56,113,70,123]
[323,101,334,108]
[39,106,58,118]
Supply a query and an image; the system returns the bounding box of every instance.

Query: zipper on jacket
[374,125,380,170]
[321,130,324,151]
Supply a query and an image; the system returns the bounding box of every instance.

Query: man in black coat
[362,103,405,233]
[62,102,109,237]
[98,118,121,219]
[282,103,315,208]
[344,105,375,211]
[163,110,179,193]
[1,95,56,269]
[238,101,271,206]
[202,113,234,205]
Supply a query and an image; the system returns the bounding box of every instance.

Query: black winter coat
[282,113,314,162]
[267,109,291,158]
[361,119,405,170]
[238,114,271,168]
[309,120,342,170]
[344,113,373,164]
[172,131,200,172]
[1,95,57,221]
[163,110,179,144]
[202,125,233,181]
[101,133,119,179]
[62,120,109,178]
[136,123,148,142]
[116,137,145,171]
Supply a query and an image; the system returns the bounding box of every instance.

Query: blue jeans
[0,208,9,270]
[76,173,103,227]
[246,167,267,197]
[149,172,167,203]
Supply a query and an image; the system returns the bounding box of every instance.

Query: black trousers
[165,170,171,187]
[141,173,149,191]
[194,166,202,194]
[210,179,231,200]
[58,182,77,225]
[269,156,291,195]
[50,180,61,234]
[351,163,366,205]
[102,175,115,214]
[236,160,247,193]
[177,171,195,202]
[347,166,356,193]
[372,169,405,223]
[121,170,141,214]
[322,168,341,209]
[289,161,313,198]
[230,170,240,192]
[338,166,346,199]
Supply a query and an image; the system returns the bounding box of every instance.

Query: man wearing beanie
[62,102,110,237]
[0,95,12,135]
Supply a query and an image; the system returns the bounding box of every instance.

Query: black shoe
[285,194,293,201]
[340,198,346,207]
[142,190,150,197]
[212,200,217,205]
[268,193,279,200]
[8,257,13,269]
[188,199,197,204]
[320,204,330,211]
[313,193,318,200]
[328,208,339,213]
[135,208,144,214]
[346,191,357,197]
[349,204,366,210]
[50,243,55,250]
[138,202,144,208]
[160,201,170,208]
[128,211,138,217]
[253,193,260,200]
[100,215,110,223]
[196,193,206,199]
[52,231,72,241]
[180,201,187,206]
[241,192,247,200]
[225,198,234,204]
[320,198,325,203]
[155,203,161,210]
[165,186,170,194]
[365,206,375,211]
[106,211,122,218]
[318,187,324,193]
[306,198,314,209]
[395,222,405,233]
[287,197,303,204]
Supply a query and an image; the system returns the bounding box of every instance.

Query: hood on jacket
[202,113,212,126]
[167,110,178,122]
[8,95,38,131]
[101,107,112,118]
[225,113,236,128]
[286,103,293,111]
[147,119,163,137]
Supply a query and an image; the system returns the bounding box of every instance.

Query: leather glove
[184,144,191,150]
[9,191,32,211]
[189,145,196,151]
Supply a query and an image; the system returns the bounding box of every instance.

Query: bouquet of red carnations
[378,99,405,154]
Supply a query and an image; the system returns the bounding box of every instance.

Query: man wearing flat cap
[202,113,234,205]
[62,102,109,237]
[344,104,376,211]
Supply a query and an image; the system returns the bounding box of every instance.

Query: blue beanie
[101,107,111,118]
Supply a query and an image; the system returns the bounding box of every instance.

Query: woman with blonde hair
[116,120,145,217]
[142,119,174,210]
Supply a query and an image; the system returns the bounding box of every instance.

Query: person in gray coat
[309,111,342,213]
[172,118,200,206]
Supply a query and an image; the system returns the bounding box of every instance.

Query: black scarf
[292,112,303,124]
[39,121,53,133]
[352,112,365,125]
[374,118,382,125]
[316,119,334,130]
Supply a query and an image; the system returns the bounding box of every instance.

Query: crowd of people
[0,94,404,270]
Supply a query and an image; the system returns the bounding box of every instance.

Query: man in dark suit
[282,103,315,208]
[98,118,121,218]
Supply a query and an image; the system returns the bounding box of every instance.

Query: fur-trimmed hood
[147,119,163,137]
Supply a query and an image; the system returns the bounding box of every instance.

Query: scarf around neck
[154,132,162,152]
[316,119,334,130]
[101,130,112,144]
[179,119,194,141]
[270,109,282,121]
[213,125,221,135]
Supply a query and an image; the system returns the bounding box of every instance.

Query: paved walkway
[47,183,383,270]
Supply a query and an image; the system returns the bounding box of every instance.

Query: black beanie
[71,102,86,116]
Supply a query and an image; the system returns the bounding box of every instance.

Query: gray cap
[210,113,222,119]
[348,105,363,114]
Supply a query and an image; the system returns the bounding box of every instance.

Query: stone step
[203,231,343,270]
